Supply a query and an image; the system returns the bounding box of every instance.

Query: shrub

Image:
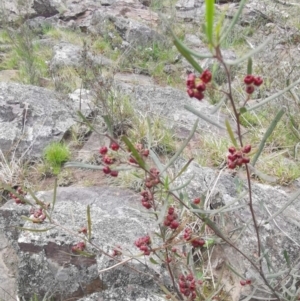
[43,142,70,175]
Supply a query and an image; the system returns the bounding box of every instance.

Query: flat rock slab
[0,186,161,300]
[0,82,91,159]
[118,83,230,138]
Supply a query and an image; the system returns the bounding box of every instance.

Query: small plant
[43,142,70,175]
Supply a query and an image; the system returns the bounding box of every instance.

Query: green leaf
[225,119,238,148]
[283,250,290,268]
[51,178,57,217]
[225,37,272,65]
[172,33,213,60]
[247,164,277,183]
[170,158,194,184]
[247,57,252,75]
[77,111,95,132]
[251,108,285,166]
[205,0,214,45]
[64,161,131,171]
[122,136,146,170]
[185,104,226,130]
[169,175,195,192]
[264,188,300,224]
[239,107,247,114]
[173,38,203,73]
[149,149,165,174]
[164,176,169,190]
[149,257,159,265]
[248,77,300,111]
[18,226,56,232]
[103,115,114,137]
[146,116,153,147]
[87,205,92,241]
[220,0,247,44]
[161,119,198,174]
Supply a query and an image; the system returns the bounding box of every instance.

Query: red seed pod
[240,280,246,286]
[99,146,108,155]
[103,166,111,174]
[193,198,201,204]
[243,145,251,154]
[236,158,244,166]
[228,146,236,154]
[196,82,206,92]
[193,90,204,101]
[129,157,137,164]
[145,181,153,188]
[246,279,252,285]
[168,207,175,215]
[110,170,119,177]
[201,69,212,83]
[170,220,180,229]
[142,149,149,157]
[164,219,171,226]
[244,75,255,85]
[228,161,237,169]
[253,76,263,86]
[110,142,120,151]
[143,202,152,209]
[246,85,255,94]
[242,157,250,164]
[186,73,196,88]
[187,89,194,98]
[103,155,113,165]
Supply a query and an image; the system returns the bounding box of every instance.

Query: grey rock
[89,11,163,47]
[0,82,91,159]
[0,186,162,300]
[118,83,229,137]
[101,0,117,5]
[32,0,60,17]
[50,42,112,72]
[173,158,300,299]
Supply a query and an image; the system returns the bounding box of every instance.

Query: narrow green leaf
[283,250,290,268]
[210,96,227,114]
[149,257,159,265]
[173,38,203,73]
[149,149,165,173]
[265,188,300,224]
[161,119,198,174]
[220,0,247,44]
[146,116,153,147]
[2,184,31,205]
[164,176,169,190]
[77,111,95,132]
[247,164,277,183]
[185,104,226,130]
[64,161,131,171]
[248,77,300,111]
[87,205,92,241]
[169,158,194,184]
[247,57,252,75]
[251,108,285,166]
[205,0,214,45]
[225,119,238,147]
[103,115,114,137]
[169,175,195,192]
[122,136,146,170]
[225,37,272,65]
[172,33,213,60]
[18,226,56,232]
[73,250,95,258]
[51,178,57,216]
[239,107,247,114]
